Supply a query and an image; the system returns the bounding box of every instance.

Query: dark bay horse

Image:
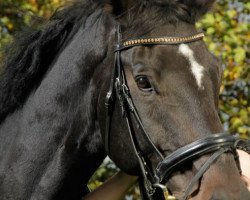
[0,0,249,199]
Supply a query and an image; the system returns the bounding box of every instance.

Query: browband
[115,32,205,51]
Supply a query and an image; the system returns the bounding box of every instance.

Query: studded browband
[115,32,205,51]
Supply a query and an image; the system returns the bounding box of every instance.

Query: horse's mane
[0,0,105,123]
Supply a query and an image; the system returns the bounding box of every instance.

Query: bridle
[105,25,250,200]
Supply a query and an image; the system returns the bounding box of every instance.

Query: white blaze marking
[178,44,204,89]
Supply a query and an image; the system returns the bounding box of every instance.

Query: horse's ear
[179,0,216,21]
[108,0,136,16]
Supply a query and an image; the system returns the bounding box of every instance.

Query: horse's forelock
[116,0,215,33]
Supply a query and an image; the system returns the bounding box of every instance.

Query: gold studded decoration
[121,33,205,48]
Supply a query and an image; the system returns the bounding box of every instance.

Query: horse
[0,0,249,199]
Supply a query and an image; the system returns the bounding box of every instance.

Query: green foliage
[88,159,119,191]
[0,0,63,64]
[197,0,250,139]
[88,159,140,200]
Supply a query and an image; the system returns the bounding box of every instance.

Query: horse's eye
[135,76,153,92]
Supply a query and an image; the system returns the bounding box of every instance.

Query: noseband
[105,25,249,200]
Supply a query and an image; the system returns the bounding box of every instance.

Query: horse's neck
[0,13,112,199]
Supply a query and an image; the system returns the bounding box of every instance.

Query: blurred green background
[0,0,249,199]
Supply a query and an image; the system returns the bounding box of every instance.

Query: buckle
[153,183,177,200]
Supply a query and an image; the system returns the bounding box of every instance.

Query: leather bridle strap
[182,147,232,200]
[105,51,118,157]
[181,139,250,200]
[153,133,239,200]
[115,32,205,51]
[105,25,166,194]
[154,133,238,183]
[105,25,164,162]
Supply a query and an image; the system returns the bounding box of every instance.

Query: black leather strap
[155,133,237,182]
[182,147,232,200]
[105,25,122,157]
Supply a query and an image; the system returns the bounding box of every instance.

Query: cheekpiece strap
[104,24,123,156]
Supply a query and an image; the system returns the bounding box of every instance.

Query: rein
[105,25,250,200]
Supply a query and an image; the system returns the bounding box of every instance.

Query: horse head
[98,0,250,199]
